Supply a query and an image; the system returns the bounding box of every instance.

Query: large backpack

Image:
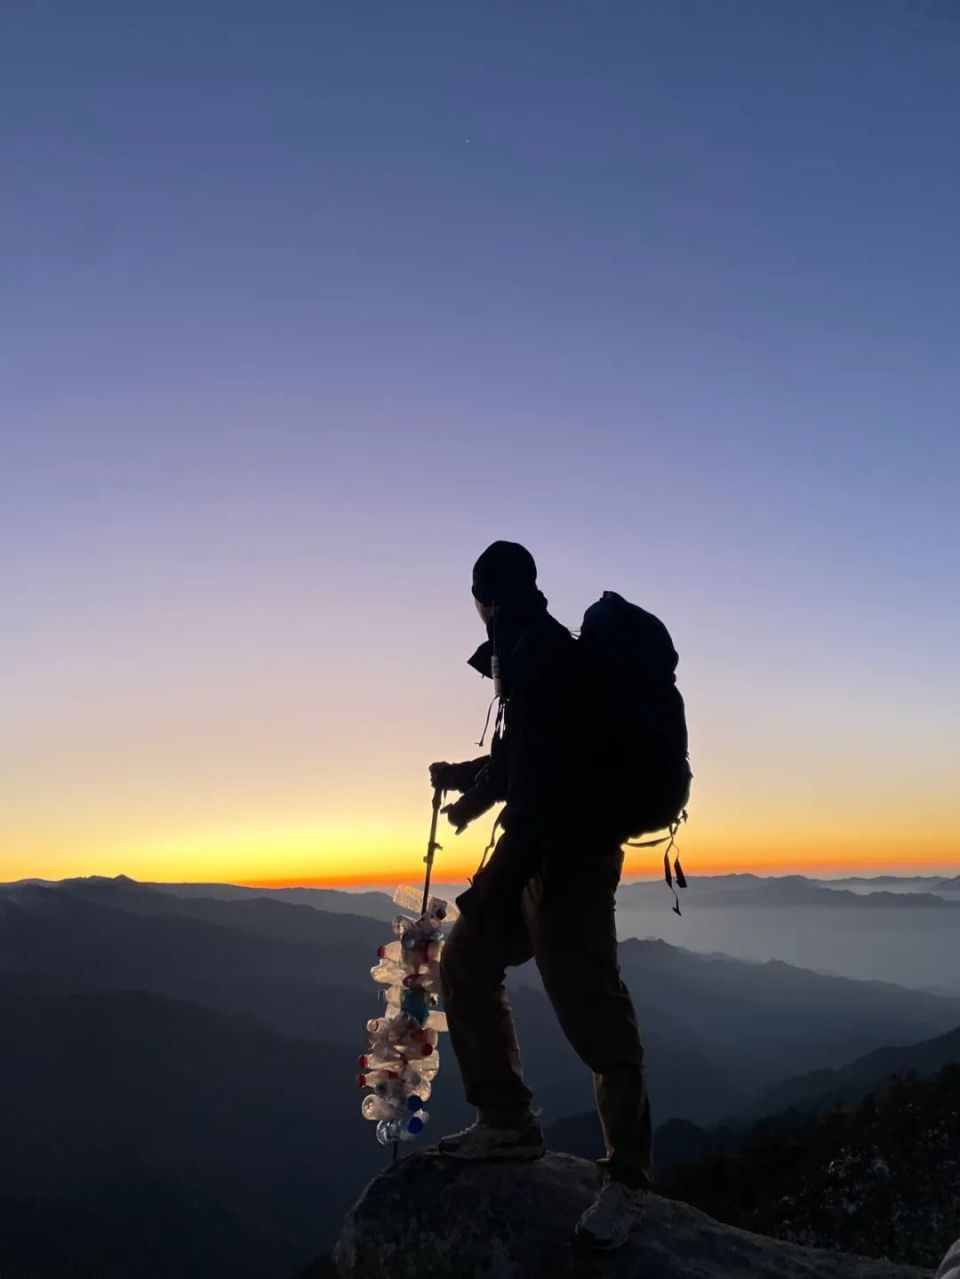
[578,591,692,846]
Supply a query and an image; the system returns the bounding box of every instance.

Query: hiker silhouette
[429,540,662,1251]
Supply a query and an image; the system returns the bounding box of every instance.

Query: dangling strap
[471,810,503,881]
[662,812,688,915]
[626,810,688,915]
[474,695,499,748]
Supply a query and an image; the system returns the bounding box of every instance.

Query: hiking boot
[574,1177,647,1250]
[438,1114,545,1162]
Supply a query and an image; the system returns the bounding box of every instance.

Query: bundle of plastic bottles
[357,884,457,1147]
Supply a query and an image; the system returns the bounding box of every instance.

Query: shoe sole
[444,1142,546,1162]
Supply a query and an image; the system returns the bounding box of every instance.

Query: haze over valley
[1,870,958,1273]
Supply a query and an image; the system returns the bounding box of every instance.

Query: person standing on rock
[431,540,654,1252]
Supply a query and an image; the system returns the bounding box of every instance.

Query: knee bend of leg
[439,930,469,988]
[440,927,495,994]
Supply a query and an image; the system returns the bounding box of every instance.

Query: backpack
[578,591,692,904]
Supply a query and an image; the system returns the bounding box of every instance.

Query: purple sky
[2,1,958,882]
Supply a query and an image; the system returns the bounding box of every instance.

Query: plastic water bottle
[393,885,460,924]
[392,913,413,937]
[406,1110,429,1136]
[391,885,423,915]
[358,1045,402,1070]
[357,1066,400,1088]
[400,988,431,1024]
[405,1087,430,1109]
[401,1069,434,1099]
[426,893,459,922]
[369,958,409,985]
[375,1111,430,1145]
[376,1117,411,1146]
[362,1093,396,1122]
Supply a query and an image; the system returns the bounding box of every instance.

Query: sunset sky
[3,1,958,887]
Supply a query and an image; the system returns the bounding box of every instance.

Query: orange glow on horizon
[4,802,957,889]
[239,847,960,891]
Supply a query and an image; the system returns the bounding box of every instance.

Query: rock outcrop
[333,1150,931,1279]
[937,1238,960,1279]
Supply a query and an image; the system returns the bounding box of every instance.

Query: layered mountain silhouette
[614,872,960,992]
[0,987,352,1274]
[3,876,956,1119]
[665,1064,960,1270]
[2,875,959,1275]
[752,1022,960,1117]
[146,877,400,922]
[549,1017,960,1176]
[618,873,960,910]
[817,874,960,898]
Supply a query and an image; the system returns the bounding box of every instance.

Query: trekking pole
[391,785,444,1170]
[420,784,444,916]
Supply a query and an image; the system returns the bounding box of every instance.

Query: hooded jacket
[446,605,615,853]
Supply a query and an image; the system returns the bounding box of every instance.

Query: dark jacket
[448,609,615,855]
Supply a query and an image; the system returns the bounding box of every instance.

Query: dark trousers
[439,830,653,1189]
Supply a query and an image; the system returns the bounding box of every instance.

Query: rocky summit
[333,1150,930,1279]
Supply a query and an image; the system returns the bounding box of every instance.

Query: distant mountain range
[816,874,960,896]
[665,1064,960,1270]
[1,873,401,922]
[11,870,957,918]
[618,872,960,910]
[550,1015,960,1176]
[752,1022,960,1118]
[612,870,960,993]
[147,877,401,921]
[2,873,960,1275]
[3,875,956,1112]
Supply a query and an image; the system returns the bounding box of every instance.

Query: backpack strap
[470,809,504,881]
[625,811,688,915]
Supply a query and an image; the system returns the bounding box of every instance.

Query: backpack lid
[579,590,678,679]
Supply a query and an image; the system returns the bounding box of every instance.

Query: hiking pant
[439,830,652,1189]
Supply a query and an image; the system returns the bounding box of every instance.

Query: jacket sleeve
[442,756,494,794]
[446,740,508,827]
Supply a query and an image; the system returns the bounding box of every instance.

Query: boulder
[333,1150,930,1278]
[937,1238,960,1279]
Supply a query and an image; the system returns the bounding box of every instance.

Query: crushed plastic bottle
[369,958,411,986]
[362,1093,396,1122]
[402,1077,432,1104]
[392,885,460,923]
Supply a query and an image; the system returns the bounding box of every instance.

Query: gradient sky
[2,0,958,887]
